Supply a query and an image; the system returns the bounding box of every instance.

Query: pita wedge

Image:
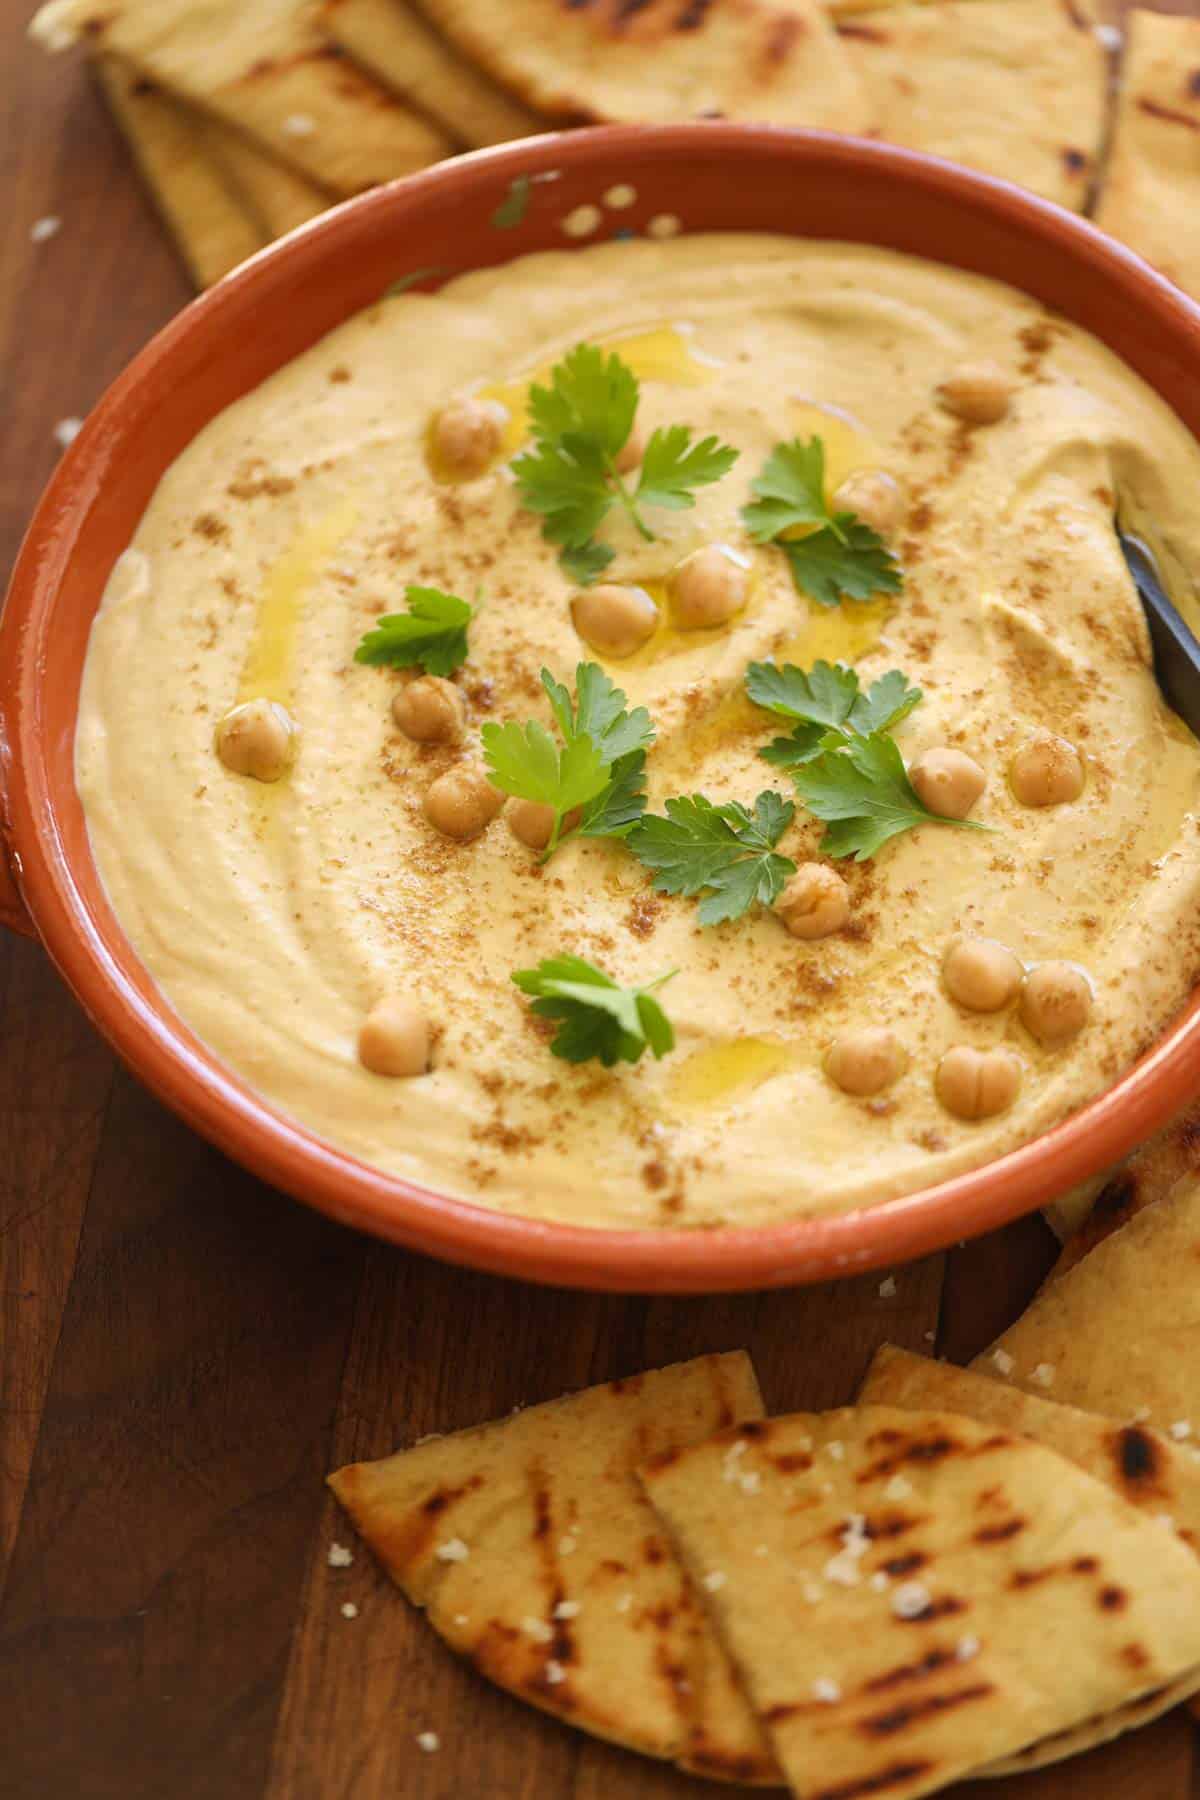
[860,1345,1200,1771]
[1050,1104,1200,1281]
[329,1354,779,1784]
[415,0,873,132]
[318,0,541,147]
[973,1172,1200,1436]
[94,55,266,289]
[1095,12,1200,303]
[835,0,1107,211]
[198,116,330,237]
[33,0,451,198]
[643,1405,1200,1800]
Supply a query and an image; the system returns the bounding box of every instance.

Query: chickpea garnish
[431,394,507,479]
[613,420,646,474]
[826,1028,906,1097]
[671,545,749,630]
[423,763,503,841]
[358,995,430,1078]
[215,698,297,783]
[1020,961,1093,1045]
[937,362,1014,426]
[507,798,583,851]
[935,1045,1022,1121]
[942,937,1024,1013]
[392,675,465,745]
[571,583,659,659]
[1009,731,1085,807]
[909,747,986,821]
[831,470,904,538]
[775,863,850,940]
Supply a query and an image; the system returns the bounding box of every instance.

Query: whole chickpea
[1020,961,1093,1045]
[431,394,507,479]
[613,420,646,474]
[826,1028,906,1097]
[909,747,986,821]
[358,995,430,1078]
[935,1045,1022,1121]
[1009,732,1085,808]
[831,470,904,538]
[936,362,1015,426]
[215,698,297,783]
[392,675,465,744]
[423,763,503,841]
[942,937,1024,1013]
[571,584,659,659]
[507,798,583,851]
[775,863,850,940]
[671,545,749,630]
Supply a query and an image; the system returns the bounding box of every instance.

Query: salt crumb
[1156,1514,1176,1531]
[1095,21,1122,48]
[53,417,82,449]
[813,1677,842,1703]
[1031,1363,1055,1388]
[753,1544,770,1558]
[647,212,683,240]
[991,1349,1015,1376]
[826,1441,846,1461]
[1130,1406,1152,1424]
[878,1276,897,1299]
[282,113,316,137]
[801,1579,824,1604]
[435,1537,470,1563]
[327,1542,353,1568]
[340,1601,359,1619]
[31,215,61,244]
[924,1331,936,1343]
[454,1613,470,1626]
[545,1659,566,1685]
[416,1731,440,1753]
[892,1582,931,1620]
[740,1471,762,1496]
[884,1474,913,1502]
[870,1572,890,1592]
[1170,1421,1193,1441]
[703,1570,727,1592]
[957,1635,981,1662]
[615,1593,633,1615]
[522,1616,553,1642]
[553,1601,581,1620]
[558,1534,578,1556]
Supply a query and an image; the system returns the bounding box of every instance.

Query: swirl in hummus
[75,235,1200,1228]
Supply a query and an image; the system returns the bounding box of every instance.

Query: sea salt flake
[282,113,316,137]
[31,215,61,244]
[1156,1514,1176,1531]
[545,1659,566,1685]
[1031,1363,1056,1388]
[1130,1406,1152,1424]
[884,1474,913,1501]
[435,1537,470,1563]
[991,1349,1015,1376]
[740,1471,762,1496]
[558,1534,578,1556]
[703,1570,727,1592]
[553,1601,581,1620]
[813,1677,842,1704]
[1095,22,1122,48]
[878,1276,897,1299]
[327,1542,353,1568]
[53,416,82,448]
[615,1593,634,1614]
[870,1571,890,1592]
[802,1579,824,1604]
[826,1441,846,1461]
[892,1581,932,1620]
[522,1616,554,1642]
[753,1544,770,1558]
[957,1635,981,1662]
[340,1601,359,1619]
[1170,1421,1193,1441]
[454,1613,470,1626]
[416,1731,440,1753]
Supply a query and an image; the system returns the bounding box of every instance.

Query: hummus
[75,234,1200,1229]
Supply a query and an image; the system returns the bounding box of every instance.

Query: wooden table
[3,2,1199,1793]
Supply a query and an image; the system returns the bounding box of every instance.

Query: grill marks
[1138,96,1200,133]
[860,1682,993,1737]
[812,1762,936,1800]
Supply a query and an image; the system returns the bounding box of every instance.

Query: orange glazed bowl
[5,126,1200,1292]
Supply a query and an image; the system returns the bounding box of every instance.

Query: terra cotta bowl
[5,125,1200,1292]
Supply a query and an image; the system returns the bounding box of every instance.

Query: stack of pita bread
[30,0,1200,308]
[331,1169,1200,1795]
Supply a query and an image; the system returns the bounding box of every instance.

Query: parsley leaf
[746,659,923,772]
[741,437,841,544]
[791,732,986,861]
[354,585,472,675]
[629,791,796,927]
[782,520,903,610]
[512,343,738,583]
[483,662,656,859]
[512,954,676,1066]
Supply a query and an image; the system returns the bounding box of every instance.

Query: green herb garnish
[629,791,796,927]
[746,659,922,770]
[741,437,902,608]
[481,662,655,861]
[793,733,986,862]
[354,585,472,675]
[512,344,738,583]
[512,954,676,1066]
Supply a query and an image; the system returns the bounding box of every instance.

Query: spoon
[1119,530,1200,739]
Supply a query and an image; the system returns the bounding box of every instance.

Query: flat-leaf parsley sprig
[629,790,796,927]
[512,343,739,584]
[512,954,676,1067]
[741,437,902,609]
[745,658,922,771]
[354,585,472,675]
[482,662,655,861]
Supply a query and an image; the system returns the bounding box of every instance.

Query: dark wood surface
[3,1,1199,1794]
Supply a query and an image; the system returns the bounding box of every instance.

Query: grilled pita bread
[1049,1103,1200,1280]
[1094,10,1200,303]
[318,0,541,147]
[33,0,451,197]
[415,0,873,131]
[329,1354,779,1784]
[643,1405,1200,1800]
[198,116,330,237]
[860,1345,1200,1770]
[94,54,266,289]
[836,0,1107,211]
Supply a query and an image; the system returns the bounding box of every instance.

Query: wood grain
[1,0,1198,1794]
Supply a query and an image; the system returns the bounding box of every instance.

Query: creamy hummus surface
[76,235,1200,1229]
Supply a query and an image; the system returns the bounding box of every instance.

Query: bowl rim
[5,121,1200,1292]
